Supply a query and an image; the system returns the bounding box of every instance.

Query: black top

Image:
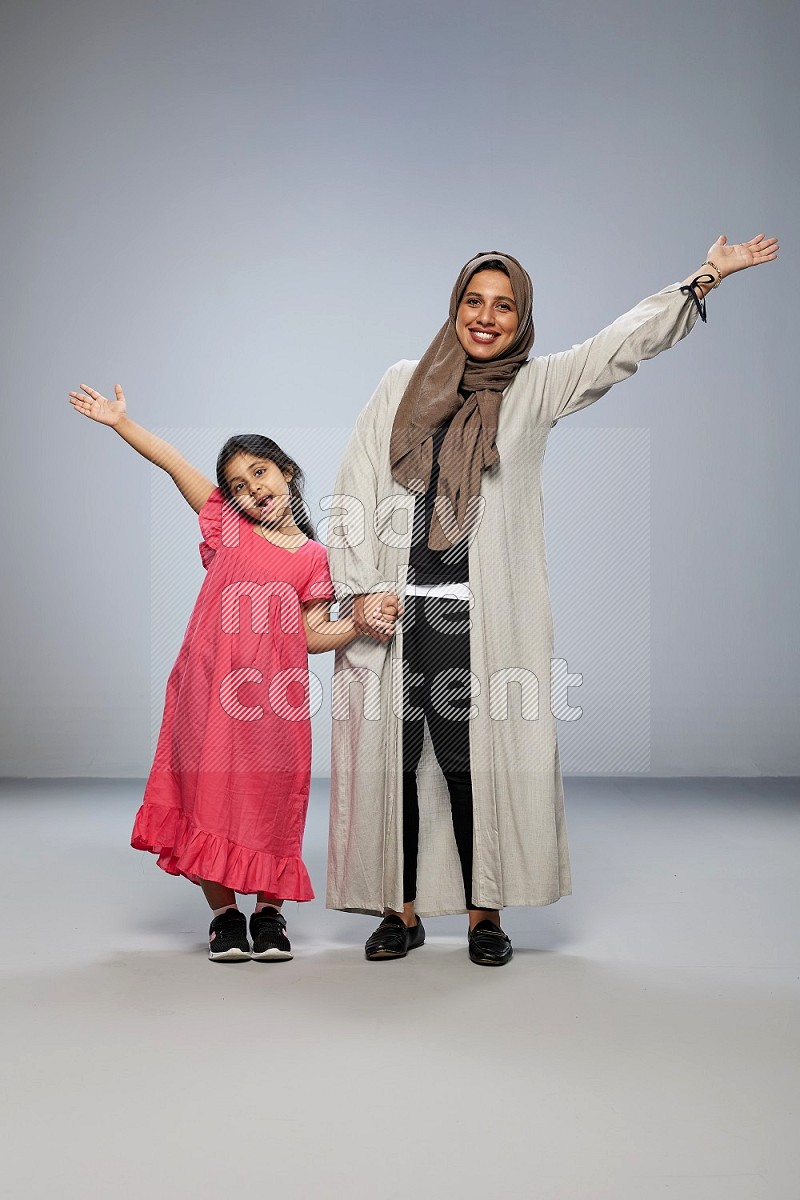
[407,417,470,585]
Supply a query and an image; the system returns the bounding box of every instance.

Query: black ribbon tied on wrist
[679,273,716,323]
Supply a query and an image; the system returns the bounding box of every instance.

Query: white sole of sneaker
[251,948,293,962]
[208,948,251,962]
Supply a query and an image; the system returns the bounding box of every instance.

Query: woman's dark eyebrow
[464,290,516,305]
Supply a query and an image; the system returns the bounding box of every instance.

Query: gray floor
[1,777,798,1200]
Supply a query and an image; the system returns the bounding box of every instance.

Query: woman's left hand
[707,233,779,279]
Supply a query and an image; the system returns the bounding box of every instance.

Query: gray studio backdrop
[1,0,796,778]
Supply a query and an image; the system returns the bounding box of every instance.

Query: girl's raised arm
[69,384,215,513]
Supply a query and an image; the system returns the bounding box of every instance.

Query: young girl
[69,383,400,962]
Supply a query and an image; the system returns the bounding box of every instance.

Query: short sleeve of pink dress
[131,491,334,901]
[198,487,231,569]
[297,541,336,604]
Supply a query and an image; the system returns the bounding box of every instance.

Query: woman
[326,234,778,966]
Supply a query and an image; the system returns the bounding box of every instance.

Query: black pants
[401,594,477,909]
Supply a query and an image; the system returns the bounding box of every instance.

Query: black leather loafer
[468,920,513,966]
[365,914,426,960]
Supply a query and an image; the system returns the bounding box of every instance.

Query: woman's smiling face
[223,453,293,526]
[454,269,519,360]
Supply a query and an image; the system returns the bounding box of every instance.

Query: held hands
[706,233,779,279]
[68,383,127,427]
[353,592,404,643]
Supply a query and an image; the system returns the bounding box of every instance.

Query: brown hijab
[389,251,535,551]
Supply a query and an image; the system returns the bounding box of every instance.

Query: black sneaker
[208,908,250,962]
[250,907,293,962]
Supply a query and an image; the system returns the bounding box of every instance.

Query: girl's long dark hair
[216,434,316,541]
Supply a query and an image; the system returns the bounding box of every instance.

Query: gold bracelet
[701,260,722,288]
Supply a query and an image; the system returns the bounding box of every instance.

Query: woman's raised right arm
[68,383,215,513]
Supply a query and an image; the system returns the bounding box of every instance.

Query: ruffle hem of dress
[131,801,315,900]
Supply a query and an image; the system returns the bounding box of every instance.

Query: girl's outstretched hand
[68,383,127,427]
[707,234,779,279]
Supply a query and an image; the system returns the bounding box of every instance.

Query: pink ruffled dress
[131,488,335,899]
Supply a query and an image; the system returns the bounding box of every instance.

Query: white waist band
[404,582,472,601]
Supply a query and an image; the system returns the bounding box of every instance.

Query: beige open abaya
[325,283,699,916]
